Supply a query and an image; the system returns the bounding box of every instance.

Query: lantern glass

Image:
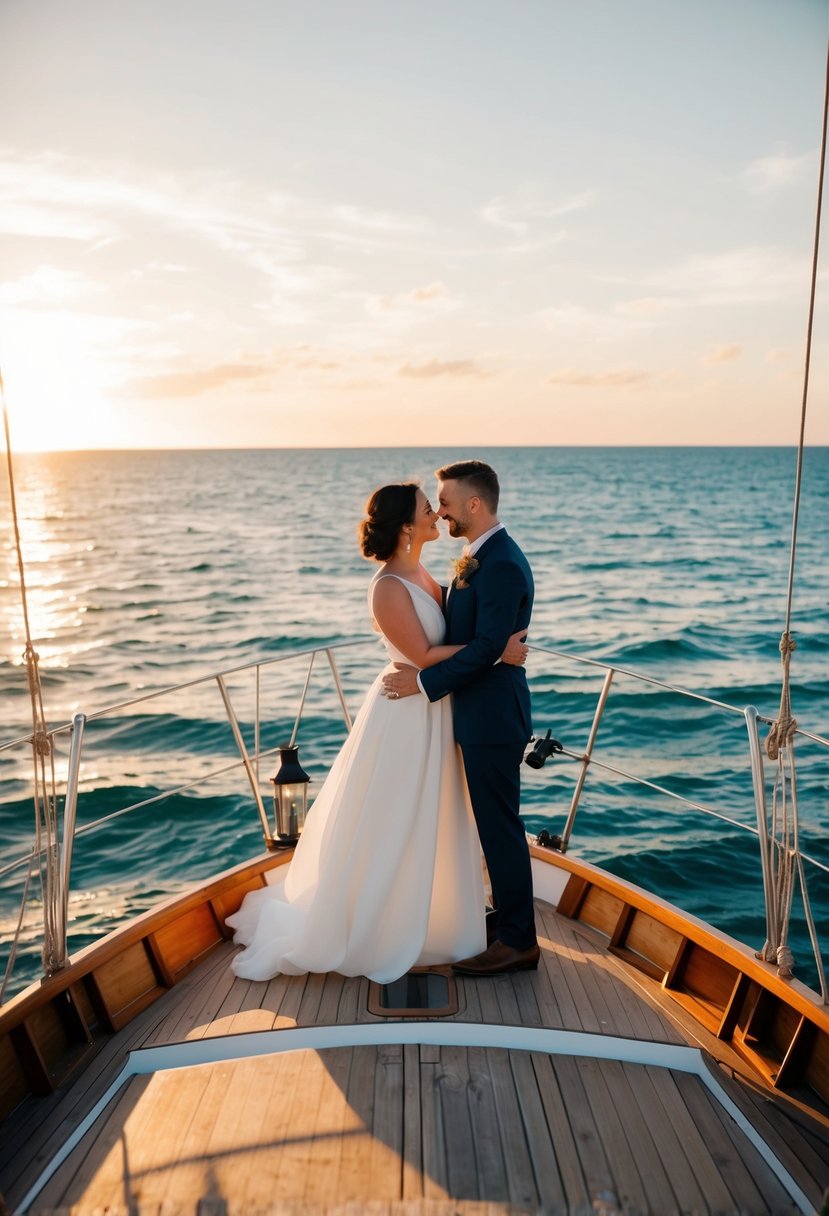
[271,745,310,842]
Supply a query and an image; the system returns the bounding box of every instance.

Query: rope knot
[766,630,797,760]
[33,729,52,757]
[779,633,797,658]
[776,945,795,979]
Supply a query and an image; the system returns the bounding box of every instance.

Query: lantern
[270,744,310,843]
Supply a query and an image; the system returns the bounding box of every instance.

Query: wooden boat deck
[2,897,828,1214]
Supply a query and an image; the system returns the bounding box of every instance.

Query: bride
[226,482,527,984]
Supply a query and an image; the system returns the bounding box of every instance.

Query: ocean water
[1,447,828,1000]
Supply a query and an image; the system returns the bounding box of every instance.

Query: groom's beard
[445,518,467,538]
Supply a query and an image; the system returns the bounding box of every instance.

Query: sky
[1,0,827,451]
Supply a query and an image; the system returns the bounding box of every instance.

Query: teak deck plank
[434,1046,478,1200]
[594,1057,679,1214]
[296,970,328,1027]
[418,1058,448,1201]
[535,907,603,1034]
[702,1059,829,1212]
[224,970,282,1034]
[484,1047,539,1208]
[507,1049,567,1208]
[526,1051,589,1211]
[465,1046,510,1204]
[548,1053,616,1204]
[642,1064,736,1212]
[269,1048,332,1201]
[338,1043,380,1201]
[220,1049,297,1208]
[368,1044,405,1200]
[156,1060,234,1210]
[240,1049,306,1209]
[671,1067,793,1214]
[573,1055,651,1213]
[302,1045,355,1206]
[401,1043,424,1200]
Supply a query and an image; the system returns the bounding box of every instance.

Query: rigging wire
[759,34,829,1000]
[782,34,829,639]
[1,371,64,977]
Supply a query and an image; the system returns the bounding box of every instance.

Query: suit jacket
[420,529,533,746]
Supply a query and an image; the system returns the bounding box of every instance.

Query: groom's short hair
[436,460,500,512]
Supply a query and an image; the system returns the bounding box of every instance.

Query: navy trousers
[460,742,537,950]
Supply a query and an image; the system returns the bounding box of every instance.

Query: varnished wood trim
[664,937,693,990]
[530,845,829,1035]
[0,850,291,1032]
[609,902,635,950]
[9,1023,52,1096]
[66,985,94,1045]
[555,874,589,919]
[109,985,167,1032]
[82,971,116,1034]
[145,933,175,988]
[608,944,665,983]
[775,1016,816,1090]
[718,974,753,1042]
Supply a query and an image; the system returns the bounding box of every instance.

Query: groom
[382,459,539,975]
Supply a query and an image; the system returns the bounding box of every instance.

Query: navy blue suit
[420,529,536,949]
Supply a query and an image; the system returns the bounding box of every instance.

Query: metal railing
[527,643,828,1002]
[0,638,369,1000]
[1,638,827,1003]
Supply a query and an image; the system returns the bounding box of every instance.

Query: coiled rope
[758,34,829,993]
[1,370,65,983]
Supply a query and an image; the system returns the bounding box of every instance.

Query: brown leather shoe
[452,940,540,976]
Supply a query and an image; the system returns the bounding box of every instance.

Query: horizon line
[9,442,828,456]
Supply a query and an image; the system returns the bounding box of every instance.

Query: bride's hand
[501,629,529,666]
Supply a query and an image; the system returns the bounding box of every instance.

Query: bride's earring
[405,532,412,553]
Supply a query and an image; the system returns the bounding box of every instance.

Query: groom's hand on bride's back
[382,664,421,699]
[383,629,528,699]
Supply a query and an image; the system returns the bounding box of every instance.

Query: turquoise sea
[1,447,828,1000]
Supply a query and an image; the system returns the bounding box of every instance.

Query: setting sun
[0,311,136,452]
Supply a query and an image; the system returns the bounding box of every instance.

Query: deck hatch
[367,969,459,1017]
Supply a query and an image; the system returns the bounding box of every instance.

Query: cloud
[0,265,103,306]
[547,367,651,387]
[120,361,272,399]
[399,359,487,379]
[117,344,354,399]
[373,281,451,311]
[330,205,426,234]
[742,150,812,195]
[365,281,461,324]
[704,344,741,364]
[537,301,642,342]
[649,247,805,306]
[616,296,671,317]
[481,189,594,236]
[0,150,336,303]
[766,347,791,364]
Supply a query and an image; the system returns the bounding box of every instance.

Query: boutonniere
[452,554,479,589]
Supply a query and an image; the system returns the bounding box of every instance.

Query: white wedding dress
[226,572,486,983]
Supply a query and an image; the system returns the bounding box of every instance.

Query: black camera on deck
[524,729,563,769]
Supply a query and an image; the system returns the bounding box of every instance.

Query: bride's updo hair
[359,482,418,561]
